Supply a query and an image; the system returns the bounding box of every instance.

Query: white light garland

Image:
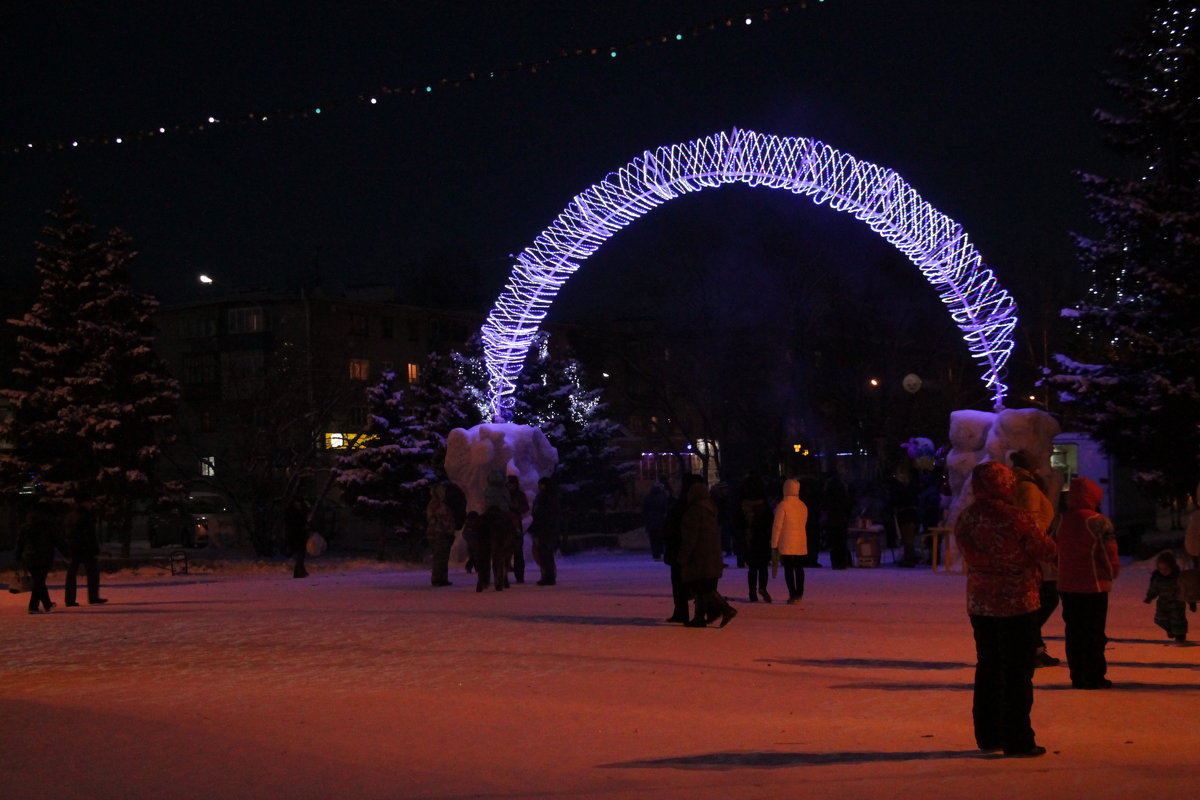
[482,128,1017,419]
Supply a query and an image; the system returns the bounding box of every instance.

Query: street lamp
[198,274,214,284]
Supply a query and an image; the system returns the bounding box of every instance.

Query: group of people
[655,471,834,628]
[13,493,109,614]
[645,473,860,573]
[954,456,1199,759]
[445,471,563,593]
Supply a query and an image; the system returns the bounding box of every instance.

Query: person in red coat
[955,462,1057,757]
[1056,476,1120,689]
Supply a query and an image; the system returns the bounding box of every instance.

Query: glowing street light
[198,274,214,284]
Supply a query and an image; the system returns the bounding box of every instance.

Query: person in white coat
[772,478,810,604]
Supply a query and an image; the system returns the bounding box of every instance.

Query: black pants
[1060,591,1110,687]
[747,563,768,598]
[512,533,525,582]
[287,533,308,578]
[669,563,689,620]
[471,537,492,591]
[1034,580,1059,651]
[688,577,730,622]
[970,611,1040,752]
[781,554,805,599]
[535,537,557,583]
[27,564,52,612]
[647,526,664,560]
[65,554,100,604]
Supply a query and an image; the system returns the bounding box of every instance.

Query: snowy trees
[0,192,179,552]
[1048,4,1200,496]
[332,370,435,558]
[403,348,484,469]
[502,333,631,508]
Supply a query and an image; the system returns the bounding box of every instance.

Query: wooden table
[920,526,956,572]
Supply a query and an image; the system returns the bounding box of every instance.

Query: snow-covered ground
[3,550,1197,799]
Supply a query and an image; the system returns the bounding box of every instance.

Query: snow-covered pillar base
[444,423,560,562]
[945,408,1062,528]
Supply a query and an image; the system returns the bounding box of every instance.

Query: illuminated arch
[482,128,1017,419]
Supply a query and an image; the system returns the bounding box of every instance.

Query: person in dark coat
[283,497,310,579]
[528,477,562,585]
[710,481,735,560]
[506,475,530,584]
[641,482,669,561]
[679,481,737,628]
[822,475,853,569]
[426,485,456,587]
[462,512,490,592]
[662,473,705,623]
[889,472,920,567]
[800,476,823,567]
[63,493,107,605]
[483,470,515,591]
[955,461,1057,757]
[443,480,468,531]
[737,475,773,602]
[15,502,60,614]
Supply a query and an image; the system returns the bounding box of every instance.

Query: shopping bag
[7,569,32,594]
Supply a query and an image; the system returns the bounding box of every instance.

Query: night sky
[1,0,1139,335]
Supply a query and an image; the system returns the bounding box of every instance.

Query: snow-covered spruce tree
[449,333,494,423]
[403,348,483,471]
[1048,3,1200,498]
[332,371,435,559]
[509,334,630,498]
[1,192,179,551]
[474,333,633,527]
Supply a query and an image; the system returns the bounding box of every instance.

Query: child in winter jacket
[1144,551,1194,644]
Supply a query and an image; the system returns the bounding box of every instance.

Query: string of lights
[482,128,1018,420]
[5,1,826,156]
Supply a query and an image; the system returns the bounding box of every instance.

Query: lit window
[407,362,420,383]
[349,359,370,381]
[325,432,376,450]
[200,457,216,477]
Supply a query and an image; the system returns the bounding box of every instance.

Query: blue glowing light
[481,129,1017,419]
